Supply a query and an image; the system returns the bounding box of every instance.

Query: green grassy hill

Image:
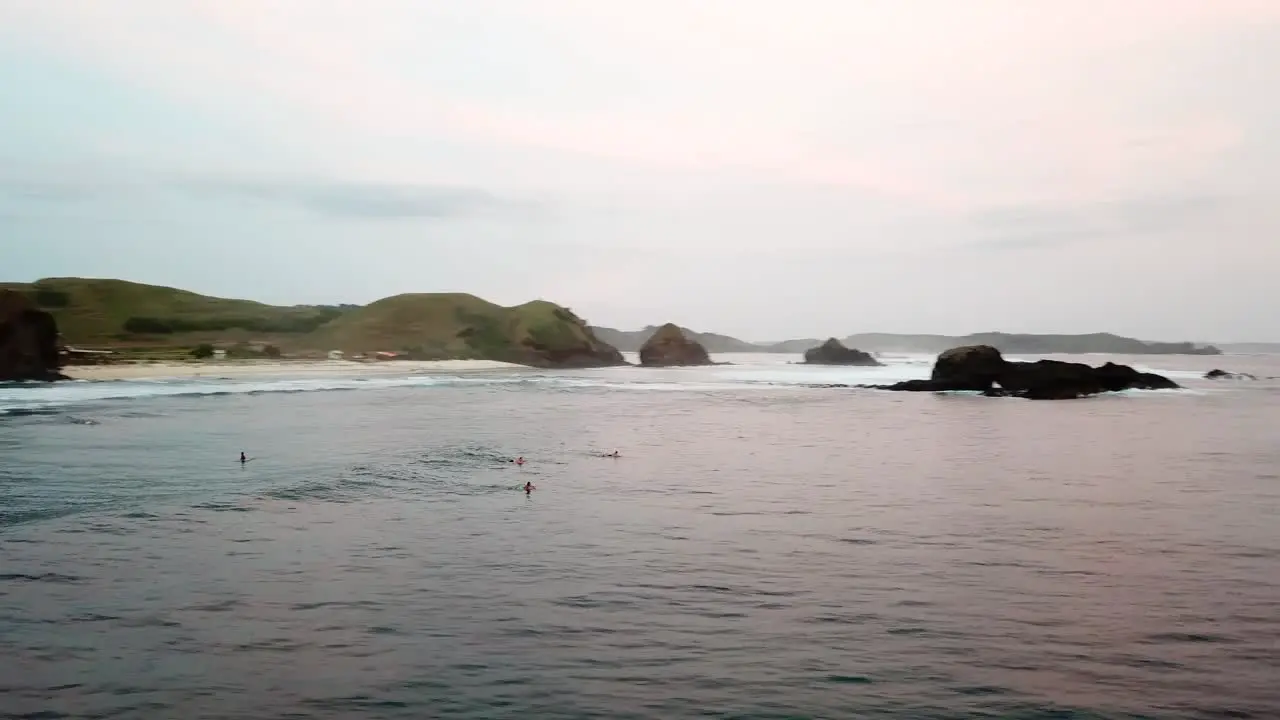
[0,277,350,345]
[1,278,625,367]
[306,294,624,366]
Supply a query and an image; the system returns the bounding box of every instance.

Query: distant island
[592,326,1223,356]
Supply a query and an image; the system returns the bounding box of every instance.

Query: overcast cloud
[2,0,1278,341]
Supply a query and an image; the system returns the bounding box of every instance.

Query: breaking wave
[0,353,1210,416]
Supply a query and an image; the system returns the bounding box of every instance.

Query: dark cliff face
[0,290,66,382]
[639,323,713,367]
[869,344,1178,400]
[518,333,627,369]
[802,338,881,366]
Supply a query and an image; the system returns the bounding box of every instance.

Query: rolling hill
[1,277,624,367]
[0,277,353,345]
[306,294,623,366]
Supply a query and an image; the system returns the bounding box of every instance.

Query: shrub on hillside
[191,344,216,359]
[124,317,174,334]
[32,287,71,308]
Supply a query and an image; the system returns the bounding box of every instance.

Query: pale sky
[3,0,1278,341]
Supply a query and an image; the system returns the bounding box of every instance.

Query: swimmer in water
[524,481,535,494]
[515,456,525,466]
[239,452,247,463]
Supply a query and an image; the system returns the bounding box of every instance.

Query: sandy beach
[64,359,526,381]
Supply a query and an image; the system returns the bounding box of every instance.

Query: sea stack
[0,290,66,382]
[803,338,881,366]
[639,323,713,367]
[870,344,1179,399]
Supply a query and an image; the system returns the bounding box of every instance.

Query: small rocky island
[1205,369,1258,380]
[803,338,881,366]
[864,344,1178,400]
[0,290,66,382]
[639,323,714,367]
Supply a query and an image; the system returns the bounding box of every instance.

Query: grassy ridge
[308,294,619,365]
[1,278,350,344]
[3,277,621,366]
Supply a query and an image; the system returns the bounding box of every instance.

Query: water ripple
[1,360,1278,718]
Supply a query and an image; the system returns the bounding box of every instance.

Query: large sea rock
[870,344,1178,399]
[0,290,66,382]
[803,338,881,366]
[639,323,713,367]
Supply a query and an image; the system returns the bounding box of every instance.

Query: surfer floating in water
[239,452,247,463]
[524,481,535,494]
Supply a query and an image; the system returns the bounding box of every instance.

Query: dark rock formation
[0,290,66,381]
[1205,369,1258,380]
[519,335,626,369]
[639,323,713,367]
[931,345,1007,389]
[803,338,881,366]
[865,344,1178,399]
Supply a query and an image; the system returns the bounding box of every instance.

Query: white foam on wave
[0,354,1209,414]
[0,374,533,413]
[708,361,928,387]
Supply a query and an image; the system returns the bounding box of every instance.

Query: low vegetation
[0,278,354,345]
[305,294,618,366]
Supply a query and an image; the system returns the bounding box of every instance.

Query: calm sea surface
[2,353,1278,719]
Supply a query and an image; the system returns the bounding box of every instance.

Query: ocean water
[2,353,1278,719]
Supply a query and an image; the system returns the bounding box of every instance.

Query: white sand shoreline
[64,359,525,381]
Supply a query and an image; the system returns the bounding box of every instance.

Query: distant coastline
[0,278,1237,371]
[590,326,1223,356]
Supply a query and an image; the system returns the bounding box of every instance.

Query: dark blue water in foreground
[2,355,1279,719]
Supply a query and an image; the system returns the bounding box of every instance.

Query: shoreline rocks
[0,290,67,382]
[639,323,714,367]
[1204,369,1258,381]
[863,344,1178,399]
[803,338,881,366]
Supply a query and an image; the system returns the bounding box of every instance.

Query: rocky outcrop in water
[639,323,713,367]
[865,344,1178,399]
[1205,369,1258,380]
[803,338,881,366]
[0,290,66,382]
